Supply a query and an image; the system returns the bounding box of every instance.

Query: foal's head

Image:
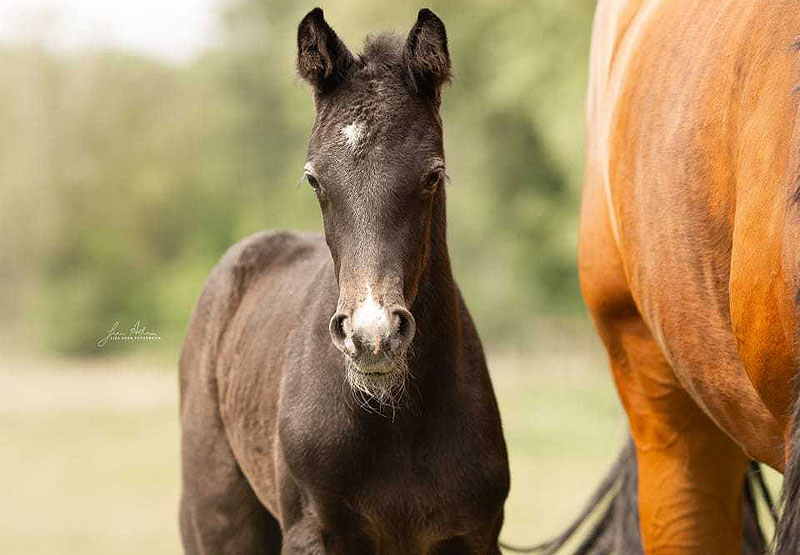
[297,8,451,404]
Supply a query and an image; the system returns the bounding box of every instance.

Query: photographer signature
[96,320,162,348]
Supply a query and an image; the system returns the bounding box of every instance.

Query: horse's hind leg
[180,361,280,554]
[589,305,749,553]
[580,186,749,554]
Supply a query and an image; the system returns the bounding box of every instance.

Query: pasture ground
[0,339,781,554]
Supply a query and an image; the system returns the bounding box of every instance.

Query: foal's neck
[409,192,461,369]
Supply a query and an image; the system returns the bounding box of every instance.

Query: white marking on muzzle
[341,122,364,148]
[352,285,389,354]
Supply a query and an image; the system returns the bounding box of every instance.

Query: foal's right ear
[297,8,354,93]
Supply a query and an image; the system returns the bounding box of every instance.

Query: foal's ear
[403,9,451,102]
[297,8,354,93]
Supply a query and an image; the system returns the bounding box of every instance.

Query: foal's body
[180,10,508,555]
[581,0,800,552]
[180,232,507,554]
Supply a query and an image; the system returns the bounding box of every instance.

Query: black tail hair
[775,378,800,553]
[501,436,774,554]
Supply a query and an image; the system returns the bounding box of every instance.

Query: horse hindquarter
[580,129,751,554]
[582,0,799,552]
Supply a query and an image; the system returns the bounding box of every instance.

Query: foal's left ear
[403,9,451,103]
[297,8,355,93]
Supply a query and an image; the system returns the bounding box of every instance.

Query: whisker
[343,351,411,416]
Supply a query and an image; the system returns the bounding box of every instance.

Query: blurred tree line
[0,0,596,355]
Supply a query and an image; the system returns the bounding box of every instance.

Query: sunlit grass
[490,344,627,549]
[1,407,180,554]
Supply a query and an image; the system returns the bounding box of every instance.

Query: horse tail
[501,435,774,554]
[499,438,639,554]
[775,380,800,553]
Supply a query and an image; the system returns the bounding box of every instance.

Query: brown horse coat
[580,0,799,552]
[179,9,509,555]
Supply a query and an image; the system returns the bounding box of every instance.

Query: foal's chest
[280,408,508,552]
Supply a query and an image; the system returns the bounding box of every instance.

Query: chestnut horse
[574,0,800,553]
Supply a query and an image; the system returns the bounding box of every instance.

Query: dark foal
[179,8,509,555]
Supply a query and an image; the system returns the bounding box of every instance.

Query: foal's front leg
[281,522,375,555]
[278,494,371,555]
[180,361,281,554]
[279,520,325,555]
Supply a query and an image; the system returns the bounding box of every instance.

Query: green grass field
[0,342,779,554]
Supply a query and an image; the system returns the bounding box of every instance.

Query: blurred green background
[0,0,597,354]
[0,0,657,553]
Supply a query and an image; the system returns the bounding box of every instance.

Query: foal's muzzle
[329,304,415,363]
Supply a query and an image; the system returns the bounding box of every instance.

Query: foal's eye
[305,173,321,193]
[423,171,442,193]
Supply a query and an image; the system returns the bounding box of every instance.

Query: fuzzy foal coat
[179,9,509,554]
[179,231,508,554]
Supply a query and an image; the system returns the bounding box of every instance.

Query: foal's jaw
[324,279,417,406]
[344,349,410,410]
[330,284,416,404]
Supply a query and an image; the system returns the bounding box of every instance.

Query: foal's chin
[344,355,409,411]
